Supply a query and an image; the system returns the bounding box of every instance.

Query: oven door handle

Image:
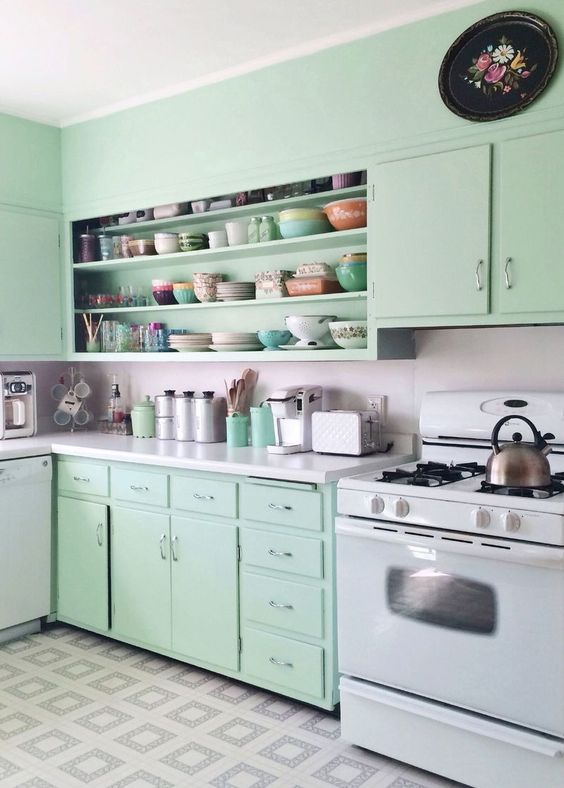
[335,519,564,570]
[340,677,564,758]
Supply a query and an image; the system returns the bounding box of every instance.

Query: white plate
[171,346,212,352]
[278,344,334,351]
[210,344,263,352]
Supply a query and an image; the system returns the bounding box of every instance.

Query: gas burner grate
[479,479,564,498]
[379,461,486,487]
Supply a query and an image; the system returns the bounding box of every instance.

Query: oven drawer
[112,467,168,508]
[241,483,322,531]
[243,627,324,698]
[58,460,109,498]
[241,572,324,638]
[240,528,323,579]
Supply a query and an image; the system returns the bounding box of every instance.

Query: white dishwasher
[0,455,52,637]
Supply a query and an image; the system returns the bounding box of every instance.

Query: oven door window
[387,567,496,635]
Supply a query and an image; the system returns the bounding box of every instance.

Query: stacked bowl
[335,253,367,291]
[172,282,197,304]
[193,272,223,302]
[154,232,179,254]
[278,208,332,239]
[152,279,176,305]
[216,281,256,301]
[179,232,207,252]
[323,198,367,230]
[168,333,212,352]
[210,332,262,352]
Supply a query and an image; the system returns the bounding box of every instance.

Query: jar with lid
[131,396,156,438]
[155,390,176,418]
[248,216,261,244]
[259,216,277,242]
[175,391,195,441]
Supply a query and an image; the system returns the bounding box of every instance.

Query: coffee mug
[226,413,249,447]
[208,229,228,249]
[250,404,275,448]
[225,221,249,247]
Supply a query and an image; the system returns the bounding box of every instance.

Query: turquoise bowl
[257,329,293,350]
[335,262,367,292]
[173,287,198,304]
[279,218,332,239]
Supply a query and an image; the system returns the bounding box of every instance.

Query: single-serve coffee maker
[265,386,322,454]
[0,371,37,439]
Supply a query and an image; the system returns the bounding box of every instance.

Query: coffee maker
[0,371,37,439]
[265,386,322,454]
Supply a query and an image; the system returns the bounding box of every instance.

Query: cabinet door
[0,208,61,355]
[111,507,171,649]
[372,146,491,318]
[57,497,109,631]
[499,130,564,313]
[171,516,239,671]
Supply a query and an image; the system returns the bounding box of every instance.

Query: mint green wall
[0,113,61,212]
[61,0,564,217]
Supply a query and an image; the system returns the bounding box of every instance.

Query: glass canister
[131,395,156,438]
[101,320,118,352]
[78,233,96,263]
[259,216,277,242]
[248,216,261,244]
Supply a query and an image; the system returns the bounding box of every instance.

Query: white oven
[336,517,564,737]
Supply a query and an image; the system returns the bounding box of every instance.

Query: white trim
[61,0,482,128]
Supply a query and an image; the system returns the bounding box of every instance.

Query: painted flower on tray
[463,34,537,98]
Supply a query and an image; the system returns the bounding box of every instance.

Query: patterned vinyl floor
[0,625,465,787]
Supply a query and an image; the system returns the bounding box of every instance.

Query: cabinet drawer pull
[269,656,293,668]
[268,549,293,557]
[193,493,214,501]
[504,257,512,289]
[268,503,292,511]
[159,533,167,559]
[475,259,483,291]
[73,475,90,483]
[269,600,294,609]
[171,535,179,562]
[96,523,103,547]
[130,484,149,492]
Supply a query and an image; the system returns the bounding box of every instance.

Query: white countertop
[0,431,416,483]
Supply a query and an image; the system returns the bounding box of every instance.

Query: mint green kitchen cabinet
[0,207,62,357]
[111,506,171,649]
[171,516,239,670]
[498,129,564,314]
[57,496,109,631]
[372,146,491,320]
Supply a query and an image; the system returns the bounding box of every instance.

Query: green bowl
[335,263,367,292]
[279,218,332,238]
[173,288,198,304]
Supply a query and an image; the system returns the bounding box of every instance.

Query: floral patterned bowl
[328,320,368,349]
[323,198,367,231]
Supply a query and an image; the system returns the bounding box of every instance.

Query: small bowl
[194,282,218,303]
[339,253,367,265]
[178,233,208,252]
[153,287,176,306]
[257,329,293,350]
[128,239,157,256]
[154,233,179,254]
[173,286,197,304]
[191,200,210,213]
[279,218,332,239]
[279,208,326,223]
[335,262,367,292]
[329,320,368,349]
[323,198,367,231]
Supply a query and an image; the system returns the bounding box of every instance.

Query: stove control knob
[367,495,385,515]
[472,508,490,529]
[502,511,521,532]
[392,498,410,518]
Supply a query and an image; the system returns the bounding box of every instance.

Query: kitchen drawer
[171,476,237,519]
[240,528,323,579]
[241,483,322,531]
[243,627,324,699]
[57,460,109,498]
[241,572,323,638]
[112,467,168,508]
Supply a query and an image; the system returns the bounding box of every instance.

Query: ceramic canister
[131,395,156,438]
[250,404,276,447]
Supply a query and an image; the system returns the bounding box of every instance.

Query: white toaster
[312,410,381,456]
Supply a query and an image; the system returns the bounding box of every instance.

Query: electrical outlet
[367,395,387,425]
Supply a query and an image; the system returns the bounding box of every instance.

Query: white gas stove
[336,391,564,788]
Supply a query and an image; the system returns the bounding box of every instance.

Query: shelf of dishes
[72,348,372,362]
[73,197,367,267]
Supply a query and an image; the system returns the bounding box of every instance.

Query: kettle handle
[491,415,546,454]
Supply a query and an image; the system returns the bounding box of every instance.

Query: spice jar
[259,216,277,242]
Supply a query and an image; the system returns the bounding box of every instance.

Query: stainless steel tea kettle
[486,415,554,488]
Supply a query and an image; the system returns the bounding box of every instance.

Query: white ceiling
[0,0,483,127]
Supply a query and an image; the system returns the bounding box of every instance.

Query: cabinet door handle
[268,503,293,512]
[73,475,90,483]
[269,600,294,610]
[475,259,483,291]
[96,523,103,547]
[159,533,167,559]
[268,548,293,557]
[171,535,179,562]
[269,657,293,668]
[193,493,214,501]
[504,257,512,289]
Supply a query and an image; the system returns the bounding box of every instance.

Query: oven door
[336,517,564,736]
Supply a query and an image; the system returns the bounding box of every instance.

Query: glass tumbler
[101,320,118,352]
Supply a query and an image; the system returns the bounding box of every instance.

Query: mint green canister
[131,395,156,438]
[250,403,275,448]
[226,413,249,447]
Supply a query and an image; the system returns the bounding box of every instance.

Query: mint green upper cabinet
[171,516,239,671]
[498,130,564,314]
[0,208,61,356]
[111,507,171,649]
[57,497,109,631]
[372,146,491,319]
